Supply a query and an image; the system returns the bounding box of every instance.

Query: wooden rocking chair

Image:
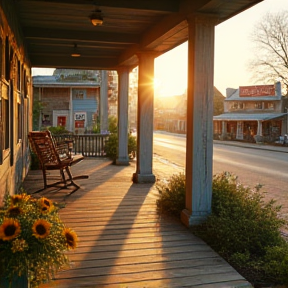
[28,131,88,195]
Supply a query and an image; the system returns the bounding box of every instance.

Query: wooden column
[257,120,262,136]
[132,52,156,183]
[221,120,227,139]
[116,67,129,165]
[181,14,217,227]
[100,70,108,133]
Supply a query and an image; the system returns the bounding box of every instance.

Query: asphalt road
[153,131,288,223]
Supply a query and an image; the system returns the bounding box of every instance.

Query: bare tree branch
[249,11,288,95]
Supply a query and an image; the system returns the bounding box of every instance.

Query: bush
[108,115,118,133]
[156,171,288,286]
[46,126,71,135]
[105,133,118,162]
[191,172,288,286]
[156,173,185,217]
[105,133,137,163]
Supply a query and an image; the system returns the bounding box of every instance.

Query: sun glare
[155,42,187,98]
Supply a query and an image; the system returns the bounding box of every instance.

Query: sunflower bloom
[63,228,78,249]
[7,206,22,217]
[0,218,21,241]
[39,197,54,213]
[11,194,30,205]
[32,219,51,239]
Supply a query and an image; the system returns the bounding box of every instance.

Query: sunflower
[11,193,30,205]
[63,228,78,249]
[7,206,22,217]
[32,219,51,239]
[39,197,54,213]
[0,218,21,241]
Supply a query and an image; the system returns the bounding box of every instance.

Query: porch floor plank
[22,158,252,288]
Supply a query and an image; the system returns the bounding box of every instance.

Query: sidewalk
[214,140,288,153]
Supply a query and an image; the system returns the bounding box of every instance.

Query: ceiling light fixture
[71,44,81,57]
[90,9,103,26]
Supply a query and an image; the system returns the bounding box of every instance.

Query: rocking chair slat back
[28,131,88,195]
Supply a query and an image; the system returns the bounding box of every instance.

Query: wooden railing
[53,134,110,157]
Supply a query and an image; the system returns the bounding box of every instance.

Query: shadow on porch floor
[22,157,252,288]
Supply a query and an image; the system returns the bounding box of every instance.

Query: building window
[17,102,22,142]
[263,102,274,110]
[3,98,9,149]
[238,103,244,109]
[254,102,262,109]
[42,114,51,126]
[5,36,9,81]
[74,90,85,99]
[17,59,21,91]
[231,102,244,110]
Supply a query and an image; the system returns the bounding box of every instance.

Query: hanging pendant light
[90,9,103,26]
[71,44,81,57]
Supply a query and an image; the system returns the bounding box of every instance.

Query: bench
[28,131,88,195]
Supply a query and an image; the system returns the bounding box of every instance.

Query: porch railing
[53,134,110,157]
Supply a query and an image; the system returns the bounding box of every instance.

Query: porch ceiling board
[12,0,263,70]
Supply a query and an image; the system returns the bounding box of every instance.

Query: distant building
[154,93,187,133]
[213,82,288,143]
[32,70,119,134]
[154,87,224,134]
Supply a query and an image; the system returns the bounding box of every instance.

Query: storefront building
[213,82,288,143]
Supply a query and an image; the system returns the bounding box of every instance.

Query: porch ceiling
[12,0,263,70]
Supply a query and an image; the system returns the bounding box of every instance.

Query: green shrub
[191,171,288,286]
[156,171,288,286]
[105,133,137,163]
[156,173,185,217]
[204,172,285,255]
[105,133,118,162]
[108,115,118,133]
[47,126,71,135]
[262,244,288,284]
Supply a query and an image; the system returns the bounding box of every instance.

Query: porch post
[100,70,109,133]
[132,52,156,183]
[257,120,262,136]
[181,14,217,227]
[116,67,129,165]
[221,120,227,139]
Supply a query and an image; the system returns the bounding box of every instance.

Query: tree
[213,87,224,115]
[249,11,288,96]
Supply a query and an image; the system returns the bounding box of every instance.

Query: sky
[32,0,288,97]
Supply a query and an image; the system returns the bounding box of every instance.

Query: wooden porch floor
[22,158,252,288]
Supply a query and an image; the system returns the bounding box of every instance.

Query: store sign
[239,85,275,97]
[74,113,85,121]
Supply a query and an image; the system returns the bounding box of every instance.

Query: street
[153,131,288,221]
